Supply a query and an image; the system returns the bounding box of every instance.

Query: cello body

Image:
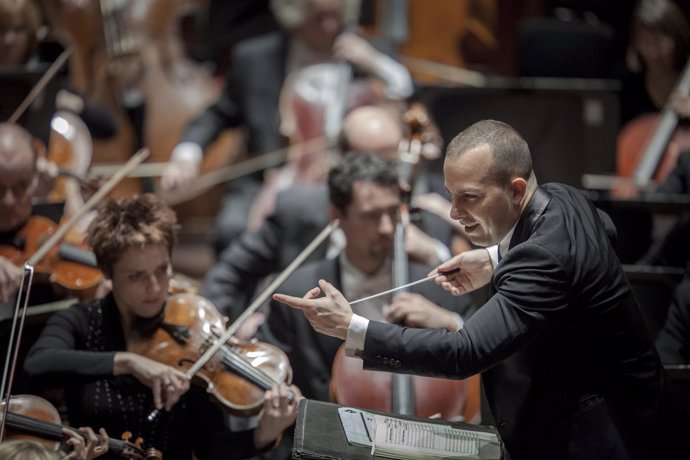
[329,344,481,423]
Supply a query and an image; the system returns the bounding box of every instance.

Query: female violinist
[23,193,301,460]
[619,0,690,128]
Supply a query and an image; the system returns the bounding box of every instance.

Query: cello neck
[634,59,690,184]
[390,209,415,416]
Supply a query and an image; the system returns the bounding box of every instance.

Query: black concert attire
[639,150,690,268]
[24,294,262,460]
[656,276,690,364]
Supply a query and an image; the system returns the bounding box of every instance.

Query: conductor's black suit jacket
[360,183,690,460]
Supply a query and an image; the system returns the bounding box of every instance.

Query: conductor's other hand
[431,248,494,296]
[385,292,462,331]
[272,279,352,340]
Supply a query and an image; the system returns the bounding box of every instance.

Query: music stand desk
[292,399,503,460]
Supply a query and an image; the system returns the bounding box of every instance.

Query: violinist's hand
[114,352,190,411]
[161,143,202,191]
[254,383,303,450]
[34,156,58,197]
[0,256,22,303]
[385,293,462,331]
[62,426,109,460]
[405,223,445,266]
[333,32,380,73]
[432,248,494,296]
[272,280,352,340]
[669,91,690,119]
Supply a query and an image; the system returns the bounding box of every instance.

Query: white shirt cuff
[486,245,499,269]
[451,312,464,331]
[345,314,369,358]
[171,142,203,164]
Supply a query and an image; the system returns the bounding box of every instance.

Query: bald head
[0,123,35,167]
[342,106,402,160]
[0,123,37,231]
[446,120,533,187]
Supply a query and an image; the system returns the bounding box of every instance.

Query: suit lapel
[488,187,551,297]
[508,186,552,249]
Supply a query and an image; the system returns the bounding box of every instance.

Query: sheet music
[338,406,502,459]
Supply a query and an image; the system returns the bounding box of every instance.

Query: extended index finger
[273,286,320,310]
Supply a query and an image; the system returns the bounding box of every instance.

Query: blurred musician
[201,105,465,327]
[162,0,413,253]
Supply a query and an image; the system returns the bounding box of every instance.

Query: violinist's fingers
[81,426,101,458]
[153,378,163,410]
[95,428,110,457]
[0,257,22,303]
[288,384,303,404]
[164,374,189,411]
[62,427,86,460]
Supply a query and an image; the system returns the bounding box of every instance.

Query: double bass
[43,0,221,198]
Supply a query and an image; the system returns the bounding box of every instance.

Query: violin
[127,293,293,417]
[0,216,103,301]
[0,394,162,459]
[127,221,337,420]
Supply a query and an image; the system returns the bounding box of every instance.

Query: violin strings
[199,332,278,390]
[219,345,276,390]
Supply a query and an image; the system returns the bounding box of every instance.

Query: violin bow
[400,56,488,88]
[8,48,73,124]
[147,219,339,421]
[0,149,150,440]
[159,135,329,206]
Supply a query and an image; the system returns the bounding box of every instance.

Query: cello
[43,0,223,200]
[617,59,690,187]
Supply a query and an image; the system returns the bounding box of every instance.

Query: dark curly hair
[328,152,399,214]
[85,193,178,275]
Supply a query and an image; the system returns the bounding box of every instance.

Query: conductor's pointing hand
[273,279,352,340]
